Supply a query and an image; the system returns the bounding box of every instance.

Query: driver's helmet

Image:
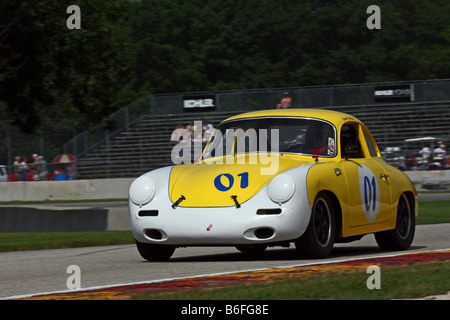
[305,122,333,155]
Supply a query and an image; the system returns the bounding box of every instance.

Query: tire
[236,244,267,255]
[135,240,175,261]
[375,193,415,251]
[295,192,335,258]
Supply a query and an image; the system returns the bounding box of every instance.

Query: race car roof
[221,108,362,127]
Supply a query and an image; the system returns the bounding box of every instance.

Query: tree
[2,0,449,135]
[0,0,135,133]
[129,0,235,94]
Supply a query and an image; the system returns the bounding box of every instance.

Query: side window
[340,124,363,158]
[363,130,378,157]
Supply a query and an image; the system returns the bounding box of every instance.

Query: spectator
[54,165,68,181]
[276,92,292,109]
[170,123,190,142]
[433,143,446,166]
[13,156,22,180]
[30,153,39,177]
[417,145,431,169]
[434,143,446,157]
[418,145,431,159]
[37,156,48,181]
[186,121,196,139]
[203,123,214,142]
[20,156,29,181]
[66,162,77,180]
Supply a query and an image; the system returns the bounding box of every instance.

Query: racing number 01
[364,175,376,212]
[358,165,380,223]
[214,172,249,191]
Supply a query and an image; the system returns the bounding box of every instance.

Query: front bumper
[129,168,312,246]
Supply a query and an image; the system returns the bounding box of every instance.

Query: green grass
[0,230,134,252]
[0,199,448,253]
[0,198,128,205]
[0,199,128,205]
[132,261,450,300]
[416,200,450,224]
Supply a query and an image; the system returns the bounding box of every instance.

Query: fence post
[6,134,12,169]
[105,129,111,179]
[83,132,88,157]
[125,106,129,130]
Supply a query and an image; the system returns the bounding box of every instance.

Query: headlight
[129,175,156,206]
[268,173,295,204]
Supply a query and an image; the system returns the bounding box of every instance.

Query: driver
[305,123,333,156]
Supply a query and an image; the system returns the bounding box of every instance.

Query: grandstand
[66,80,450,180]
[75,111,238,179]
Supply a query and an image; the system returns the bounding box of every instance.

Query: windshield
[202,117,336,160]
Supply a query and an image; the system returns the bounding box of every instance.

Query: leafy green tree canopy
[1,0,449,134]
[0,0,134,133]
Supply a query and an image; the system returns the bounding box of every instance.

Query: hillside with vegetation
[0,0,448,162]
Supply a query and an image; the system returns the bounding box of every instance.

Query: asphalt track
[1,223,449,299]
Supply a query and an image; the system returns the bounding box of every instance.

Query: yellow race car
[129,109,417,261]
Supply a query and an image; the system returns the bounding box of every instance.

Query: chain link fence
[64,78,450,159]
[1,79,449,179]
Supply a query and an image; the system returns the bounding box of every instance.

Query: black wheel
[295,192,335,258]
[135,240,175,261]
[375,193,415,251]
[236,244,267,255]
